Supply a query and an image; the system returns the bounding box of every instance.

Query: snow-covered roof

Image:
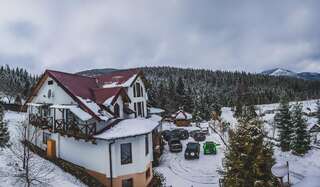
[175,110,192,120]
[77,96,113,121]
[26,103,45,107]
[95,118,160,140]
[102,74,137,88]
[149,107,165,114]
[50,104,92,121]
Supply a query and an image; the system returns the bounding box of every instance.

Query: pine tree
[0,104,10,148]
[223,107,276,187]
[291,102,310,155]
[275,97,293,152]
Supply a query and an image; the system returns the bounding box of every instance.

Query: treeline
[143,66,320,119]
[0,65,38,103]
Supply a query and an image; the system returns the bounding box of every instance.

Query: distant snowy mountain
[262,68,320,80]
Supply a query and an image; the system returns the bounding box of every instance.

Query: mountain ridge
[261,68,320,80]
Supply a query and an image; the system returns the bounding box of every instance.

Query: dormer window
[133,82,143,97]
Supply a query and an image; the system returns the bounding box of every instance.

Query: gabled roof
[25,69,137,121]
[174,110,193,120]
[92,87,131,106]
[94,68,146,88]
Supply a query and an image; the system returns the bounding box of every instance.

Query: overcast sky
[0,1,320,74]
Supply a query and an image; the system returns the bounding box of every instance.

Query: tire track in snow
[168,155,217,184]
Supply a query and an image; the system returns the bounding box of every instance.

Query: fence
[0,102,26,112]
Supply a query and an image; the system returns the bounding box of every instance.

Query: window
[134,83,142,97]
[145,135,149,155]
[135,102,145,117]
[114,103,120,117]
[146,167,151,180]
[122,178,133,187]
[121,143,132,165]
[137,102,142,117]
[134,103,137,117]
[48,80,53,85]
[43,132,51,144]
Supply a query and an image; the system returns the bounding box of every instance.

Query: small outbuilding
[173,109,192,127]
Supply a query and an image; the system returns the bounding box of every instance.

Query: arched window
[135,82,142,97]
[114,103,120,117]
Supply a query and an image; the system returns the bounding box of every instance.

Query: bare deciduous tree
[0,120,54,187]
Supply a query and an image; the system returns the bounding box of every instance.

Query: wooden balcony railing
[29,114,53,130]
[54,119,96,141]
[29,114,96,141]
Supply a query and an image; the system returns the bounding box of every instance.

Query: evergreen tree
[291,102,310,155]
[234,100,243,118]
[223,107,276,187]
[0,104,10,148]
[275,97,293,151]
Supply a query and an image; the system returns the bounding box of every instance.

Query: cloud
[0,0,320,74]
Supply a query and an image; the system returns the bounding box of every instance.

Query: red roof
[41,69,136,121]
[47,70,97,100]
[92,87,123,105]
[95,69,140,86]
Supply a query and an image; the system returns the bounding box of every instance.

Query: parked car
[162,130,172,142]
[193,132,206,142]
[189,130,201,138]
[184,142,200,159]
[169,138,183,153]
[198,123,210,135]
[203,141,219,155]
[171,129,189,140]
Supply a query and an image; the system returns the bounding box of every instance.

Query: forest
[1,65,320,121]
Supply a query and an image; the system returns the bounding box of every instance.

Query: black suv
[171,129,189,140]
[162,130,172,142]
[193,132,206,142]
[184,142,200,159]
[169,138,183,153]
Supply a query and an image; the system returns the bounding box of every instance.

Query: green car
[203,141,219,155]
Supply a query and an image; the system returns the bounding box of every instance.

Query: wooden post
[279,177,284,187]
[287,161,290,186]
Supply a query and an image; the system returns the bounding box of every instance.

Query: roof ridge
[46,69,97,80]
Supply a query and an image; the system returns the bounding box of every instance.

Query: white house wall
[57,135,109,175]
[111,133,153,177]
[43,132,153,178]
[127,76,148,117]
[31,77,76,105]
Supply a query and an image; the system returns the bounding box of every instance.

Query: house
[25,69,161,187]
[172,109,192,127]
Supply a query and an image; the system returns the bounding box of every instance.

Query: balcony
[53,119,96,140]
[29,114,97,141]
[29,114,53,130]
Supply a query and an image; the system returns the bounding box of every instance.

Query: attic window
[48,80,53,85]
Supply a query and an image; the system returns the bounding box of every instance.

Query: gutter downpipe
[109,140,115,187]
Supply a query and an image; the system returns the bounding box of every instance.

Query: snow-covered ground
[0,111,86,187]
[157,100,320,187]
[2,99,320,187]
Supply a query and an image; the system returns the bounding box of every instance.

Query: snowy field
[157,100,320,187]
[0,111,86,187]
[1,100,320,187]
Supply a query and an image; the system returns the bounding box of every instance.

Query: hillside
[78,66,320,119]
[262,68,320,80]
